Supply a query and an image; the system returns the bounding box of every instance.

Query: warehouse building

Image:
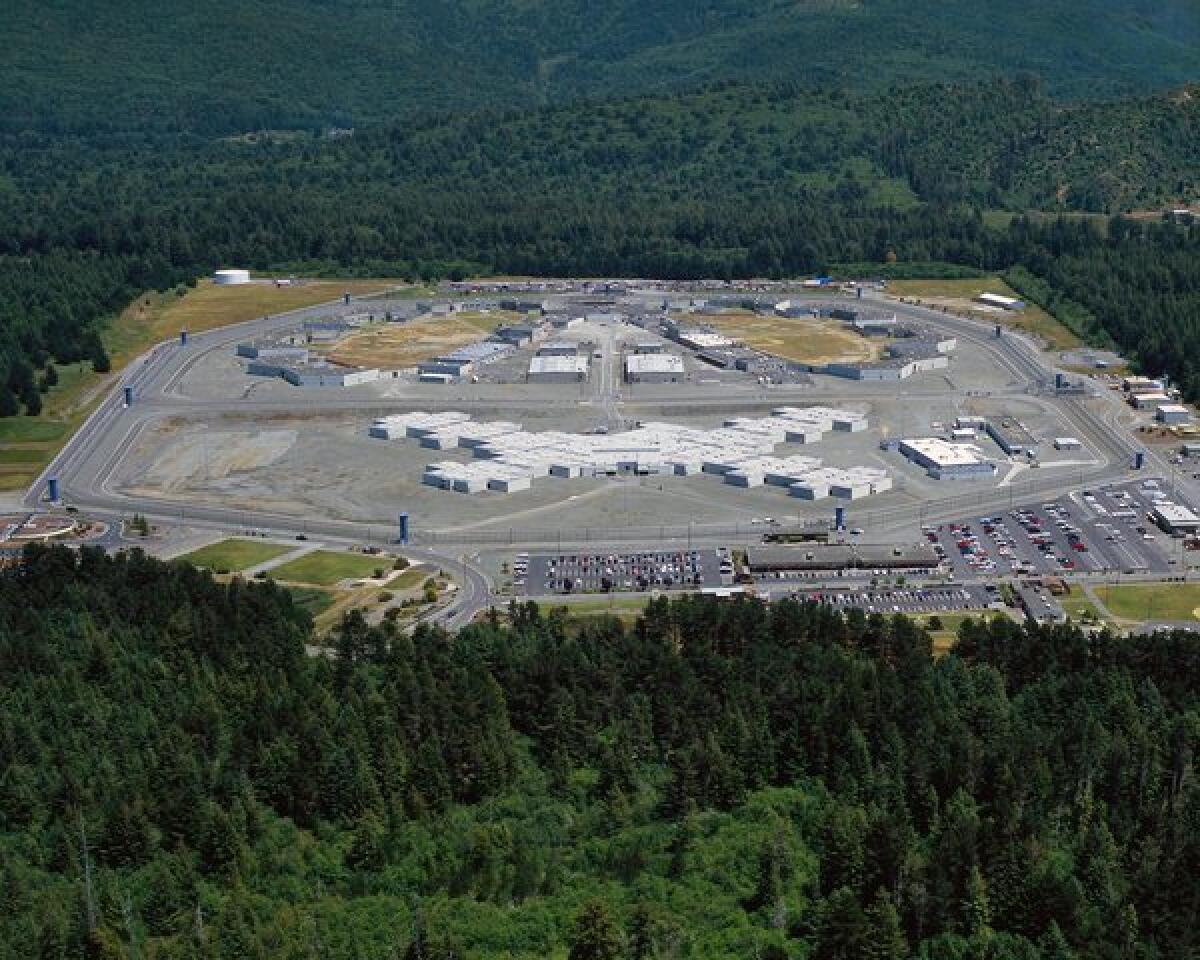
[898,437,995,479]
[528,355,589,383]
[625,353,684,383]
[1151,503,1200,535]
[1156,404,1191,425]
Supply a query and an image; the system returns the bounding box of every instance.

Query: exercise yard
[329,311,510,368]
[703,310,883,365]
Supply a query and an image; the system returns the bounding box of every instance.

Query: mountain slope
[3,0,1199,136]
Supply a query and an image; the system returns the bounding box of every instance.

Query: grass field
[329,311,509,368]
[270,550,388,586]
[0,278,408,493]
[287,586,337,617]
[703,310,882,365]
[886,276,1080,351]
[178,538,294,572]
[1060,594,1105,622]
[1096,582,1200,623]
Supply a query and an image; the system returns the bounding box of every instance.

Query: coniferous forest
[1,545,1197,958]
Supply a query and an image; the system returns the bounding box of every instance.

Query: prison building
[528,355,589,383]
[625,353,684,383]
[985,419,1035,456]
[898,437,995,479]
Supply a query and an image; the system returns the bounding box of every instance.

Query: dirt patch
[704,311,882,365]
[131,425,297,493]
[330,312,509,368]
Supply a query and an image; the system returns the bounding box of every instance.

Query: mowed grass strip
[329,311,509,368]
[704,310,882,365]
[269,550,386,586]
[886,276,1080,350]
[178,538,294,572]
[1096,582,1200,622]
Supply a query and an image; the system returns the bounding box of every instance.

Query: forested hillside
[1,545,1197,957]
[3,0,1199,137]
[1,80,1198,415]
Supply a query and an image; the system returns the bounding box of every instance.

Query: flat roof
[1153,503,1200,524]
[900,437,989,467]
[625,354,684,373]
[528,355,589,374]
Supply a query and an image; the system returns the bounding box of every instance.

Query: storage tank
[213,268,251,285]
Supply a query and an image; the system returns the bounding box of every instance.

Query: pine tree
[568,900,623,960]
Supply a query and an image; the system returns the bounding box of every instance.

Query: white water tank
[214,268,251,285]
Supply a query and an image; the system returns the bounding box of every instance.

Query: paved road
[25,286,1166,626]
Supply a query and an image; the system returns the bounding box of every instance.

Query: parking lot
[930,481,1184,580]
[520,548,728,595]
[787,584,996,615]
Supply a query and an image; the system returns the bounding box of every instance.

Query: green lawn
[270,550,386,586]
[1097,582,1200,623]
[390,567,428,590]
[1060,595,1105,623]
[287,586,337,617]
[178,538,294,573]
